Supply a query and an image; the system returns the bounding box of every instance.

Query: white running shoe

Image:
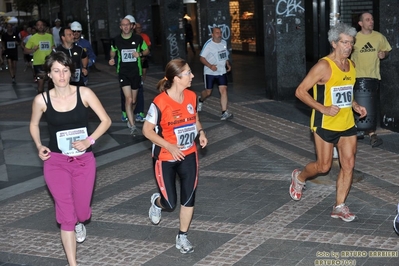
[75,223,86,243]
[220,110,233,120]
[130,125,139,136]
[331,203,357,222]
[289,169,305,201]
[176,234,194,254]
[197,96,203,112]
[149,193,162,225]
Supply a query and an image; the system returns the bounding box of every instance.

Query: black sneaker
[370,134,383,148]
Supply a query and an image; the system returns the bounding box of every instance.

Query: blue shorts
[315,126,357,144]
[204,74,228,89]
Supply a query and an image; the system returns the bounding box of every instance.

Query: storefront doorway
[229,0,264,55]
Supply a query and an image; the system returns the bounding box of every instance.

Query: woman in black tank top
[29,52,111,266]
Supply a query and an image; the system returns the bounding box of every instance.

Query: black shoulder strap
[42,92,48,104]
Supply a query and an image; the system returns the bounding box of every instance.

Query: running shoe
[176,234,194,254]
[121,112,128,122]
[331,203,357,222]
[149,193,162,225]
[197,96,203,112]
[370,134,383,148]
[75,223,86,243]
[393,203,399,234]
[135,112,145,122]
[220,110,233,120]
[130,125,139,136]
[289,169,305,201]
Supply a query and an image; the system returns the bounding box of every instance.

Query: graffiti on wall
[276,0,304,17]
[167,33,180,59]
[207,10,231,41]
[207,24,231,40]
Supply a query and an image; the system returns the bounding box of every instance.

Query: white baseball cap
[124,15,136,23]
[70,21,82,31]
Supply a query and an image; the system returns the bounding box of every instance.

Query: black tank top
[43,87,92,153]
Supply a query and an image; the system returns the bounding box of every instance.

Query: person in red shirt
[143,58,207,254]
[19,24,29,41]
[133,22,151,122]
[135,23,151,83]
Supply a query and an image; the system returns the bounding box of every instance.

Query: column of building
[263,0,306,100]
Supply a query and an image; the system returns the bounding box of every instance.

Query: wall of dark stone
[263,0,306,100]
[133,2,154,49]
[379,0,399,131]
[159,0,186,67]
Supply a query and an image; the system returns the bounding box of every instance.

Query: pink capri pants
[44,152,96,231]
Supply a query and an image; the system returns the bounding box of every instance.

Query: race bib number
[331,85,353,108]
[56,127,88,156]
[218,50,228,61]
[174,124,197,151]
[71,69,81,82]
[7,42,16,49]
[121,49,137,62]
[39,41,51,50]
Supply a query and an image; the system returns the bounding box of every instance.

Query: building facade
[17,0,399,131]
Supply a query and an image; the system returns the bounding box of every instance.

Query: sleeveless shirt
[311,57,356,131]
[44,87,92,154]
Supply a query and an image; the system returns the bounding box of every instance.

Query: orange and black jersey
[146,89,198,161]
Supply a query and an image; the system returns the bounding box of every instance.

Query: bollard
[354,78,378,131]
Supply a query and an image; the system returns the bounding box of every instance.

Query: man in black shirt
[53,27,88,86]
[109,17,149,135]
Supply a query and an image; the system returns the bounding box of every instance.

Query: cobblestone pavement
[1,51,399,266]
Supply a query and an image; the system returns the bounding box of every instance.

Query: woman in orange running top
[143,58,208,254]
